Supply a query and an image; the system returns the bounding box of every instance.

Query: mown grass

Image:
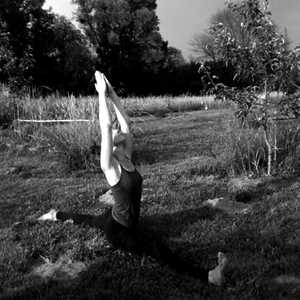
[0,105,300,299]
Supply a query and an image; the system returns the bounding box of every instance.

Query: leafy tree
[190,32,216,62]
[0,1,95,94]
[0,0,49,89]
[0,0,200,95]
[164,47,186,70]
[0,30,15,83]
[191,8,247,62]
[32,15,96,94]
[191,7,255,88]
[73,0,169,94]
[202,0,300,175]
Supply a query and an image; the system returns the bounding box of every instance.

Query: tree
[202,0,300,175]
[0,0,51,89]
[191,7,255,88]
[0,1,95,94]
[32,15,96,94]
[191,8,248,62]
[190,32,216,62]
[0,30,15,83]
[164,47,185,71]
[73,0,169,94]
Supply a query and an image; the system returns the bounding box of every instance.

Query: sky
[44,0,300,58]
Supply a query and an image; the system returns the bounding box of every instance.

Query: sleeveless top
[110,165,143,228]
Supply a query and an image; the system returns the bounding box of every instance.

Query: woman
[39,71,227,285]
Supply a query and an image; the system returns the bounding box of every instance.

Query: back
[111,166,143,228]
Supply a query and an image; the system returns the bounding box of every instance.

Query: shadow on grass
[253,270,300,300]
[140,205,222,238]
[1,206,226,300]
[2,174,300,299]
[267,275,300,299]
[255,176,299,195]
[231,176,300,204]
[0,254,228,300]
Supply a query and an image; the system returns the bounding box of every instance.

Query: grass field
[0,106,300,299]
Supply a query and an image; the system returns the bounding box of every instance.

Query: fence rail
[16,119,93,123]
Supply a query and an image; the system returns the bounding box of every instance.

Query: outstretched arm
[104,75,133,157]
[95,71,114,171]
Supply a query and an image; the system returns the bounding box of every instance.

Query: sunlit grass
[16,94,231,121]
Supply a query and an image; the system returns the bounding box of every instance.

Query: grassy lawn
[0,108,300,299]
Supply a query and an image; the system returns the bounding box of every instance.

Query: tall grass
[276,121,300,175]
[123,95,229,116]
[15,94,230,120]
[212,120,300,176]
[17,95,97,121]
[2,91,299,175]
[41,122,101,170]
[8,94,230,170]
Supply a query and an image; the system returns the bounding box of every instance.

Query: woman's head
[112,129,126,151]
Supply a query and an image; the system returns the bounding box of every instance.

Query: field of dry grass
[0,105,300,299]
[15,94,225,120]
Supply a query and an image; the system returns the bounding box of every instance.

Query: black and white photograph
[0,0,299,299]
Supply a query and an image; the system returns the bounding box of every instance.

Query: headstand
[39,71,227,285]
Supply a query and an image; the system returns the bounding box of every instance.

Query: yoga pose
[39,71,227,285]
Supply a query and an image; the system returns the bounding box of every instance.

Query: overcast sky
[44,0,300,58]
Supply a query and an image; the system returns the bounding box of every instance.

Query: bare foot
[38,209,58,221]
[208,252,228,286]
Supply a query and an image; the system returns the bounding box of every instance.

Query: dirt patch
[31,254,87,282]
[204,197,252,215]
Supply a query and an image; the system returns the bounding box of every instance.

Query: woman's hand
[95,71,107,96]
[103,75,118,101]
